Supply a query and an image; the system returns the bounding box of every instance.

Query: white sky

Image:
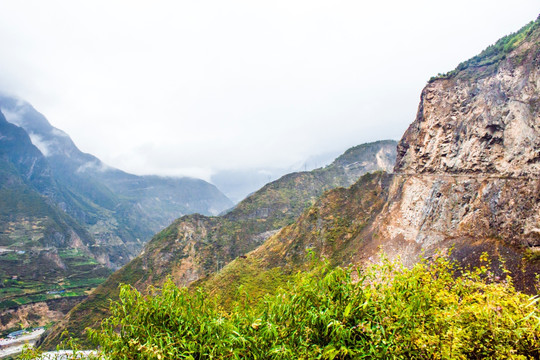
[0,1,538,180]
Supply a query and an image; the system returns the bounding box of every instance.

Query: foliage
[429,17,539,82]
[50,255,540,359]
[17,331,102,360]
[201,257,293,310]
[41,142,396,347]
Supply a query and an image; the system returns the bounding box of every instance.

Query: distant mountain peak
[0,98,232,260]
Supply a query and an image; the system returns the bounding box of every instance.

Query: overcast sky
[0,1,538,180]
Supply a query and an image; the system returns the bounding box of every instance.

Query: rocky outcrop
[383,19,540,264]
[0,297,85,333]
[396,21,540,176]
[199,17,540,302]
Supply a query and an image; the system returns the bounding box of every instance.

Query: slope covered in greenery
[27,256,540,359]
[198,171,393,309]
[430,15,540,82]
[0,113,111,335]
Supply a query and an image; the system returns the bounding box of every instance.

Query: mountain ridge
[0,95,231,334]
[0,94,233,269]
[192,15,540,309]
[40,140,397,347]
[42,15,540,351]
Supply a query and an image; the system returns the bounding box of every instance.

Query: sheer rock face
[199,21,540,298]
[395,34,540,176]
[371,176,540,257]
[373,22,540,268]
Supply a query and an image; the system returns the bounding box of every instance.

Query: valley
[0,96,233,336]
[39,15,540,357]
[2,9,540,360]
[41,140,397,347]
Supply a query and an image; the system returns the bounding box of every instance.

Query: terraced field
[0,248,110,310]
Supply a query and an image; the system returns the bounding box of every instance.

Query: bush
[77,254,540,359]
[429,18,539,82]
[22,255,540,359]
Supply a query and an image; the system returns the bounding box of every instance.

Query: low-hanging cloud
[0,1,538,179]
[2,108,24,127]
[28,132,52,157]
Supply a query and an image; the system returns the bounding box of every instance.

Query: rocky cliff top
[395,17,540,176]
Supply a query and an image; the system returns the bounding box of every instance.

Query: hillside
[198,15,540,305]
[0,94,233,269]
[0,111,111,333]
[40,140,397,347]
[199,171,393,308]
[0,96,231,335]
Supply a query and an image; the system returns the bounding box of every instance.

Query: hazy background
[0,1,538,200]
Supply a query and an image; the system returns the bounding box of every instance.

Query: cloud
[28,133,52,157]
[0,1,538,179]
[2,106,55,157]
[51,128,69,137]
[1,108,24,127]
[76,160,111,174]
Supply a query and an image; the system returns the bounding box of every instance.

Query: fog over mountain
[0,1,537,182]
[211,149,341,203]
[0,94,233,269]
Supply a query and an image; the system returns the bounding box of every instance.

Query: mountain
[198,16,540,302]
[374,17,540,283]
[41,15,540,348]
[211,149,342,203]
[0,95,232,334]
[0,94,233,268]
[0,110,111,331]
[40,140,397,346]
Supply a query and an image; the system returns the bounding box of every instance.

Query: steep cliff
[396,19,540,176]
[191,17,540,305]
[379,17,540,269]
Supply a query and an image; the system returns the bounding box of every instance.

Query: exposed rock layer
[396,22,540,176]
[0,297,85,333]
[201,17,540,300]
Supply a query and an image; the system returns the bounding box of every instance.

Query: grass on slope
[429,16,540,82]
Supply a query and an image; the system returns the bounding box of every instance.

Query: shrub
[23,255,540,359]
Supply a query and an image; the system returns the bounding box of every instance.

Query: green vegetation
[200,256,293,310]
[30,255,539,359]
[0,246,110,310]
[525,248,540,262]
[429,17,539,82]
[0,280,106,310]
[40,170,395,349]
